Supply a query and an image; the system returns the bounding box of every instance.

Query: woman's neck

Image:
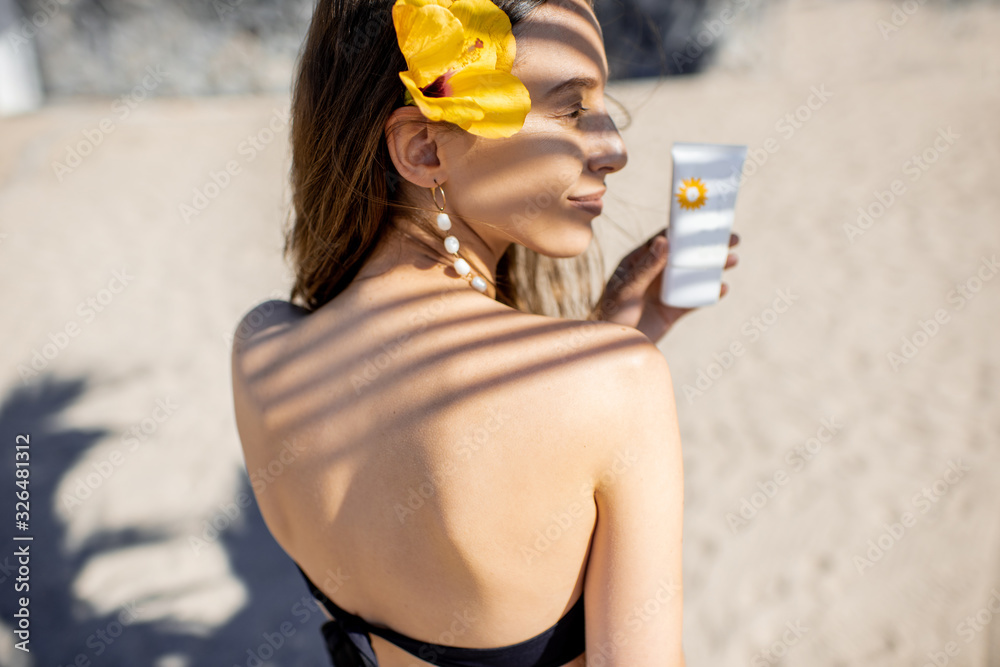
[353,215,509,301]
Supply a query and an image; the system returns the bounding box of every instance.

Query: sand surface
[0,0,998,665]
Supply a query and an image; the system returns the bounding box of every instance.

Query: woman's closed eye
[562,104,590,120]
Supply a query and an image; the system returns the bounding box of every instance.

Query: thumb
[616,234,667,298]
[641,235,669,277]
[611,230,668,293]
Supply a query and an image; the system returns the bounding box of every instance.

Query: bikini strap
[295,563,586,667]
[296,564,380,666]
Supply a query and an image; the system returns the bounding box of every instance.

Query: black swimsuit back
[294,563,585,667]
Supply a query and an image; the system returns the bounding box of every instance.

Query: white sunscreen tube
[659,142,748,309]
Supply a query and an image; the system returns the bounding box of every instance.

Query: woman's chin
[533,224,595,258]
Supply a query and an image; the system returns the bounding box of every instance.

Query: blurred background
[1,0,998,664]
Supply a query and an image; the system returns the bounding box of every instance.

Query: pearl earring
[430,180,489,294]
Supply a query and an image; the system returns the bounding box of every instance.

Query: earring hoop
[431,179,447,211]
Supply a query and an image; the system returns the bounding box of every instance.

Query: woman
[231,0,738,664]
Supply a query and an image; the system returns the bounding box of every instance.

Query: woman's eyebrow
[543,76,601,99]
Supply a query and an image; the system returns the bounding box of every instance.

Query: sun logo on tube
[676,177,708,210]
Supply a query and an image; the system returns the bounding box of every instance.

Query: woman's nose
[587,111,628,175]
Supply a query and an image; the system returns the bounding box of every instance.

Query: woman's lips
[568,196,603,215]
[568,190,605,215]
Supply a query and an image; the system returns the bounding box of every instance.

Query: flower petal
[392,0,529,138]
[400,71,485,125]
[445,67,531,138]
[447,0,517,72]
[393,1,465,87]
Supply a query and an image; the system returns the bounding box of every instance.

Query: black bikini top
[294,563,586,667]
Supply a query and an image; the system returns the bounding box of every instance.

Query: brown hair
[283,0,604,319]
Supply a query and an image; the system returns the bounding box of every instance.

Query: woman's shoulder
[229,299,309,440]
[230,298,315,387]
[506,310,667,386]
[491,310,673,439]
[231,299,308,355]
[494,313,678,510]
[229,300,307,542]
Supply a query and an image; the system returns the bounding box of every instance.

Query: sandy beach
[1,0,998,664]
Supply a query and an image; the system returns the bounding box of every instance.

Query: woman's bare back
[231,269,654,666]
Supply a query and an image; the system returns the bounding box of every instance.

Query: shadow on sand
[0,373,331,666]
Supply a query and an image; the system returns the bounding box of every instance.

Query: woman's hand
[593,228,740,345]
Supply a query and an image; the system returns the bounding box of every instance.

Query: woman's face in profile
[442,0,628,258]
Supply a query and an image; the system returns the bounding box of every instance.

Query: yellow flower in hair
[392,0,532,139]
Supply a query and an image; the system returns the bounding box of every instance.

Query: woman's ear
[384,106,446,189]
